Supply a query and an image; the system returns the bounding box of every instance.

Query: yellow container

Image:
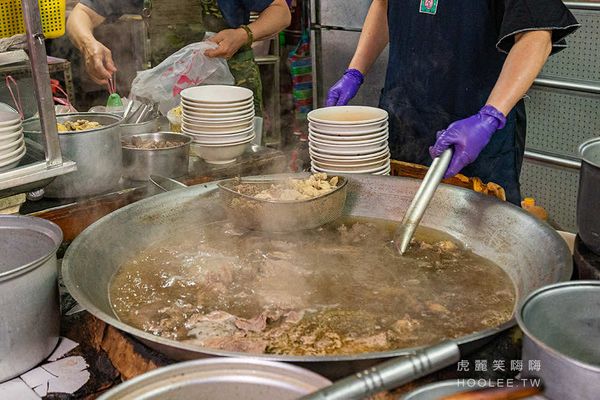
[0,0,66,39]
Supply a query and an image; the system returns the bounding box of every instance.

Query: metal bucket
[98,358,331,400]
[578,138,600,254]
[517,281,600,400]
[121,132,191,181]
[23,113,123,198]
[0,215,62,382]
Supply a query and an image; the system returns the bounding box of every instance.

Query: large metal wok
[62,174,572,378]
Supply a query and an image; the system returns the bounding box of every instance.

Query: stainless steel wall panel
[317,30,388,107]
[314,0,371,29]
[520,160,580,231]
[540,10,600,82]
[524,86,600,158]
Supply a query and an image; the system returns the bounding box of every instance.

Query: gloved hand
[81,39,117,85]
[429,105,507,178]
[326,69,364,107]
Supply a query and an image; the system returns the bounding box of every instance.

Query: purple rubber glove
[429,105,507,179]
[326,69,364,107]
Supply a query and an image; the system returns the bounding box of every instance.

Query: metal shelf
[255,55,280,65]
[0,1,76,199]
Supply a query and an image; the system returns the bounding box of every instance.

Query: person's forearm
[348,0,389,75]
[249,0,291,41]
[67,4,105,51]
[486,30,552,115]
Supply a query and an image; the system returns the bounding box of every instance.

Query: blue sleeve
[243,0,274,13]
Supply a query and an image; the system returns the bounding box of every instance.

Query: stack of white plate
[180,85,256,164]
[0,111,26,173]
[308,106,390,175]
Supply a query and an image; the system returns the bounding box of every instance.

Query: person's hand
[325,69,364,107]
[429,105,507,178]
[205,28,248,59]
[81,39,116,85]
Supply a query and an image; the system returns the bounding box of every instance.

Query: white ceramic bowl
[309,129,388,142]
[309,147,390,161]
[0,122,22,135]
[181,107,254,119]
[0,141,25,163]
[0,129,23,146]
[308,106,388,125]
[181,85,253,104]
[187,129,254,144]
[182,110,255,123]
[309,122,389,136]
[0,133,23,155]
[0,111,21,128]
[191,134,255,164]
[309,142,388,156]
[182,114,254,125]
[309,134,389,146]
[182,121,254,135]
[181,99,254,111]
[312,161,390,175]
[181,102,254,114]
[312,156,390,170]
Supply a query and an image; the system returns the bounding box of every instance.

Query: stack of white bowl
[180,85,256,164]
[0,111,26,173]
[308,106,390,175]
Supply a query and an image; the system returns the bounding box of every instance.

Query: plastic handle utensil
[394,148,453,255]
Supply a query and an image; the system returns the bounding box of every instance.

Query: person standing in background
[67,0,291,113]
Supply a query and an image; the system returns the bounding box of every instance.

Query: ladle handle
[300,342,461,400]
[396,148,453,254]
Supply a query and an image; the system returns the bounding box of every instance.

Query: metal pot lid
[517,281,600,368]
[97,358,331,400]
[579,137,600,168]
[0,215,62,280]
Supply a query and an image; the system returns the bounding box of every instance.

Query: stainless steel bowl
[122,132,191,181]
[23,113,123,198]
[97,358,331,400]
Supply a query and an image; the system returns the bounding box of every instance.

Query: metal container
[98,358,331,400]
[62,174,572,378]
[120,117,161,138]
[23,113,123,198]
[577,138,600,254]
[217,176,348,232]
[121,132,191,181]
[517,281,600,400]
[402,380,483,400]
[0,215,62,382]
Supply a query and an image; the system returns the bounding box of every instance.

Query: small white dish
[308,106,388,125]
[180,85,253,104]
[0,141,25,162]
[181,107,254,119]
[309,134,389,147]
[309,122,389,136]
[0,122,22,135]
[312,157,390,171]
[191,134,255,164]
[0,133,23,155]
[181,100,254,112]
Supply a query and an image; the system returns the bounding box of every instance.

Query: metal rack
[0,0,76,198]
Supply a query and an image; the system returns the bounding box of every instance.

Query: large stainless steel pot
[62,175,572,378]
[98,358,330,400]
[517,281,600,400]
[23,113,122,198]
[0,215,62,381]
[577,138,600,254]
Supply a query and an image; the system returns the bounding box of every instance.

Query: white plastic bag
[130,41,234,114]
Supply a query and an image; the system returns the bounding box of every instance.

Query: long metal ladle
[394,148,453,254]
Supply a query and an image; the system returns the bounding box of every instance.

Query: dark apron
[380,0,526,204]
